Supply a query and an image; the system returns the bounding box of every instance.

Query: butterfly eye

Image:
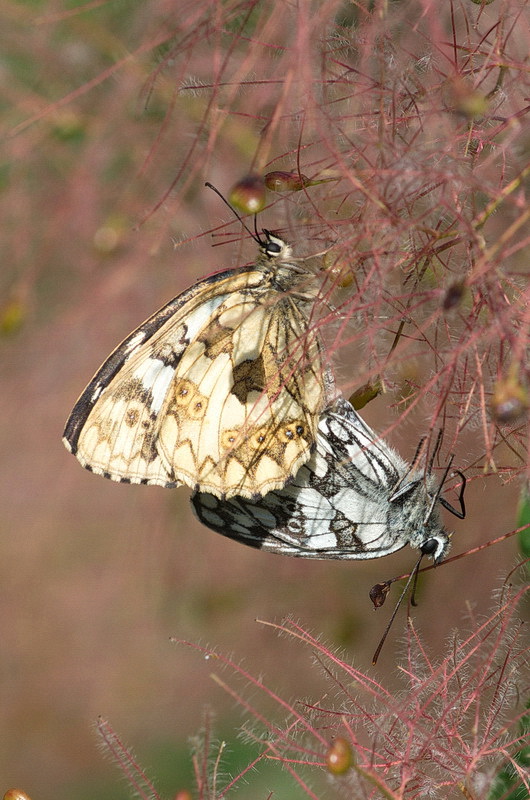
[266,241,282,256]
[262,231,285,257]
[420,538,438,555]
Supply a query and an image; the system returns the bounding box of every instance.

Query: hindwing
[192,398,451,560]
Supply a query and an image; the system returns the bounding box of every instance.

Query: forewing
[64,266,326,497]
[63,267,261,488]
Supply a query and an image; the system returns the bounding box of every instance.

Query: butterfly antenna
[409,556,423,607]
[204,182,262,245]
[422,427,467,520]
[410,435,427,471]
[372,551,424,665]
[427,429,443,474]
[423,453,454,525]
[392,435,427,496]
[438,469,467,518]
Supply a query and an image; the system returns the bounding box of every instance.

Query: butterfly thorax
[386,473,450,562]
[256,231,320,300]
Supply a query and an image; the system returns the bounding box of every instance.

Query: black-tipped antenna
[424,455,467,524]
[425,432,467,520]
[410,435,427,471]
[423,454,455,526]
[439,469,466,519]
[427,429,444,474]
[372,552,425,665]
[204,182,262,245]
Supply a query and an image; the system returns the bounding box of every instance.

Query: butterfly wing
[64,265,326,498]
[192,398,431,559]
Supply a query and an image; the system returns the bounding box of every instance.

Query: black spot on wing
[230,356,266,403]
[330,511,363,549]
[112,377,153,405]
[197,317,235,360]
[149,330,189,368]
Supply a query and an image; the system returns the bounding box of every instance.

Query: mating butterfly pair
[63,229,462,564]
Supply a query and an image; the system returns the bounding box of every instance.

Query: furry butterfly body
[192,397,451,561]
[63,233,331,499]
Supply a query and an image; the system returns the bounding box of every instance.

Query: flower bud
[326,737,353,774]
[492,373,528,424]
[3,791,33,800]
[228,174,266,214]
[349,381,382,410]
[264,170,309,192]
[369,581,391,609]
[443,281,466,311]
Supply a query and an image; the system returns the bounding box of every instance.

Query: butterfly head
[260,230,293,262]
[417,450,465,564]
[420,529,451,564]
[417,480,452,563]
[389,474,452,563]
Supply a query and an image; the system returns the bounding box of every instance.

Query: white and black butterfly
[191,397,465,562]
[63,231,334,499]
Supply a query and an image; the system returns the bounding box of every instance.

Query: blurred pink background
[1,2,527,798]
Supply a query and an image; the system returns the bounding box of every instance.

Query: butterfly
[191,397,465,561]
[63,231,334,499]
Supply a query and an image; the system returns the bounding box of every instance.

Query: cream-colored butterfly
[63,229,334,499]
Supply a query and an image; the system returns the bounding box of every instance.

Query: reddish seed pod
[369,581,391,609]
[442,77,489,118]
[349,381,382,410]
[228,174,266,214]
[3,791,33,800]
[323,252,355,288]
[336,271,354,288]
[264,170,309,192]
[491,374,528,424]
[264,170,336,191]
[443,281,466,311]
[326,737,353,774]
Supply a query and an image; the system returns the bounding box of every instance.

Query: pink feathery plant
[127,0,530,477]
[96,576,529,799]
[3,0,528,797]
